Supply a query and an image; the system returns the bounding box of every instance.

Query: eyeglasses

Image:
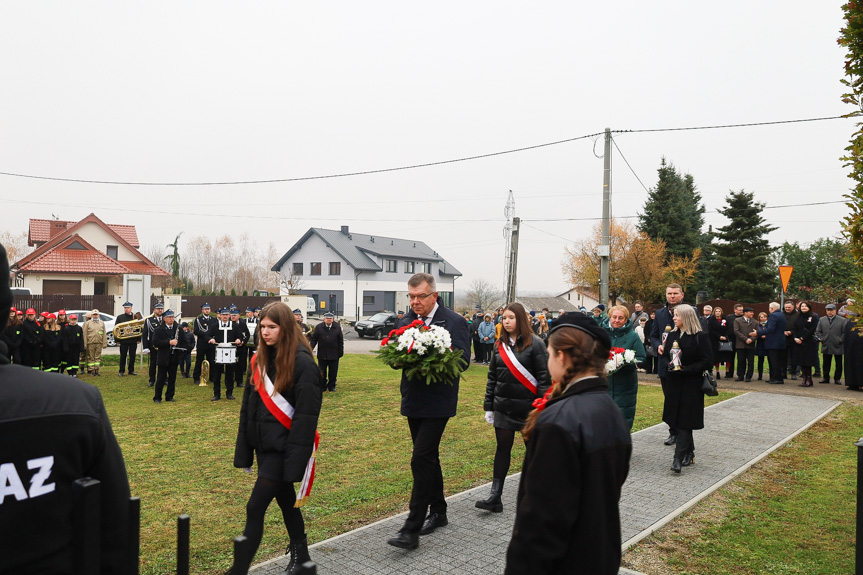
[408,292,435,302]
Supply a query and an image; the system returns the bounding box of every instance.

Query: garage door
[43,279,82,295]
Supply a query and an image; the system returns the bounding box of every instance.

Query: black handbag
[717,340,733,353]
[702,370,719,396]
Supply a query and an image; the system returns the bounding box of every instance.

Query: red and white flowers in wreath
[606,346,637,375]
[376,319,465,385]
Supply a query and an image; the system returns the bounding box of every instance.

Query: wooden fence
[12,295,116,314]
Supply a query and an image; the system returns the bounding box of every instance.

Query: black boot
[284,535,311,575]
[671,457,682,473]
[681,452,694,467]
[475,478,504,513]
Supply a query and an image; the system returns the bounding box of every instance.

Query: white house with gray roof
[271,226,462,321]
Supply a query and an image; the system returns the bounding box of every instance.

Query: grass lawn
[622,401,861,575]
[88,354,683,574]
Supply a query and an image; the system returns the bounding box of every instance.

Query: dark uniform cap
[826,304,837,310]
[201,303,211,309]
[180,321,189,328]
[218,307,230,314]
[743,307,755,312]
[123,301,133,307]
[254,307,262,312]
[163,309,175,317]
[323,312,334,318]
[549,312,612,351]
[246,307,254,312]
[293,308,303,314]
[154,302,164,309]
[230,309,240,316]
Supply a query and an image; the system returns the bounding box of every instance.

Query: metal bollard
[177,515,190,575]
[857,438,863,575]
[71,478,101,575]
[127,497,141,575]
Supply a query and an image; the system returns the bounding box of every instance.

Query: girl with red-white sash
[233,302,323,574]
[477,302,551,513]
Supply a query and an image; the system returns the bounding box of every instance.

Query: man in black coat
[142,302,164,386]
[0,244,131,573]
[230,308,250,389]
[757,302,788,384]
[115,301,140,376]
[471,308,484,362]
[649,283,685,445]
[782,300,800,380]
[309,312,344,392]
[386,273,470,550]
[209,307,242,401]
[192,303,217,385]
[152,309,185,403]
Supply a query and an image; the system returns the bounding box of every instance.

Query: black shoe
[745,378,752,382]
[387,530,419,549]
[419,512,448,535]
[475,479,504,512]
[194,379,200,385]
[211,397,221,401]
[226,395,235,400]
[757,374,763,380]
[766,379,784,384]
[129,372,138,376]
[153,399,161,404]
[119,372,126,377]
[148,381,155,387]
[734,377,744,382]
[236,383,244,388]
[818,379,830,384]
[835,380,843,385]
[327,387,336,392]
[671,457,682,473]
[166,398,176,402]
[664,434,677,446]
[681,452,694,467]
[715,372,721,380]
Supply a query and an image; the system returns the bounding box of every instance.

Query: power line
[0,114,848,187]
[610,136,650,193]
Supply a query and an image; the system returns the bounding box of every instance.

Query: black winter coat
[661,330,712,430]
[0,342,130,574]
[153,322,184,366]
[484,334,551,430]
[234,348,323,482]
[505,377,631,575]
[40,328,63,370]
[793,311,820,367]
[845,319,863,388]
[21,318,40,346]
[2,323,23,355]
[309,322,344,360]
[61,324,84,368]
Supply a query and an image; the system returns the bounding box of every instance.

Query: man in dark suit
[309,312,344,391]
[192,303,217,385]
[387,273,471,550]
[649,283,685,445]
[152,309,185,403]
[115,301,139,376]
[209,307,242,400]
[757,302,787,384]
[142,302,163,386]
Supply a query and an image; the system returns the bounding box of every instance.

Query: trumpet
[113,314,153,341]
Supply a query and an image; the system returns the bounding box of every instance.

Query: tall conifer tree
[709,190,777,302]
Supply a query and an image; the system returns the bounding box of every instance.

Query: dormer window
[106,245,118,259]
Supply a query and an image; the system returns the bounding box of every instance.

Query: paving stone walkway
[250,391,839,575]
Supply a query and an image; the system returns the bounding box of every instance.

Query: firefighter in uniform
[231,307,250,389]
[115,301,140,377]
[152,309,185,403]
[193,303,217,385]
[0,243,131,573]
[142,302,163,386]
[83,309,108,376]
[209,307,241,401]
[20,308,41,369]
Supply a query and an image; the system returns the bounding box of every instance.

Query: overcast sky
[0,1,853,294]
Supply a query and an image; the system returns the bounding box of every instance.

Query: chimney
[50,221,67,239]
[341,226,349,236]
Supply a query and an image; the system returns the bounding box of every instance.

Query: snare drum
[215,344,237,364]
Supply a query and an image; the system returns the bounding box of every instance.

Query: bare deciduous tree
[464,278,504,312]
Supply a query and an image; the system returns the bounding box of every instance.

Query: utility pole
[506,217,520,304]
[502,191,515,299]
[599,128,612,307]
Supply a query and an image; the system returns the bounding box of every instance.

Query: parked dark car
[355,312,398,339]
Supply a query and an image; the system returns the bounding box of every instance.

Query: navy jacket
[398,297,470,418]
[757,310,787,350]
[649,304,675,377]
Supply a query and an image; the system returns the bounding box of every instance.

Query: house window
[363,295,375,305]
[310,262,322,276]
[422,262,432,274]
[106,245,118,260]
[329,262,341,275]
[386,259,397,273]
[66,241,87,250]
[292,263,303,276]
[405,261,415,274]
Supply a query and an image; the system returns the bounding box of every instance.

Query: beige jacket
[83,319,107,347]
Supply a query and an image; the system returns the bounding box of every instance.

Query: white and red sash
[252,359,320,507]
[499,342,539,395]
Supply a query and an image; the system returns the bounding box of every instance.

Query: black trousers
[673,428,695,460]
[211,361,235,398]
[154,362,179,401]
[119,340,137,373]
[319,358,340,389]
[823,354,844,381]
[147,350,158,383]
[767,348,785,382]
[659,376,677,436]
[21,343,40,368]
[193,346,215,381]
[473,338,482,362]
[735,349,755,379]
[234,346,249,387]
[403,417,449,533]
[783,345,797,378]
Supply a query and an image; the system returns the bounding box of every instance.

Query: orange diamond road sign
[779,265,793,293]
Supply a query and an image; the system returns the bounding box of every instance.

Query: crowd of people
[4,241,859,574]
